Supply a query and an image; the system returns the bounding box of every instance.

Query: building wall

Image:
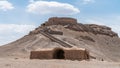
[30,50,53,59]
[30,48,89,60]
[64,50,88,60]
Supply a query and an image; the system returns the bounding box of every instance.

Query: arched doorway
[53,49,65,59]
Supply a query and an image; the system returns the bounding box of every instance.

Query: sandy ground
[0,58,120,68]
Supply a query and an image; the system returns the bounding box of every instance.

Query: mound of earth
[0,17,120,62]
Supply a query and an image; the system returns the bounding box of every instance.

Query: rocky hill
[0,17,120,62]
[30,17,118,37]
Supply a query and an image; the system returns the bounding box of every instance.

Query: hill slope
[0,17,120,62]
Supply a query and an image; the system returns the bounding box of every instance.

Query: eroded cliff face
[30,17,118,37]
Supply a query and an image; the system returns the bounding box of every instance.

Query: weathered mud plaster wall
[30,47,89,60]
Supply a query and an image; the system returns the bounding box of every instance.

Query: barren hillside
[0,17,120,62]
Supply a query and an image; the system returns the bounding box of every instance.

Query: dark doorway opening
[53,49,65,59]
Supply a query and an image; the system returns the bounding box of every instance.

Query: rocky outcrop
[29,17,118,37]
[84,24,118,37]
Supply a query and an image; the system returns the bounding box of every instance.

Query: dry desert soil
[0,58,120,68]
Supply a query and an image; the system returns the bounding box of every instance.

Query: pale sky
[0,0,120,45]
